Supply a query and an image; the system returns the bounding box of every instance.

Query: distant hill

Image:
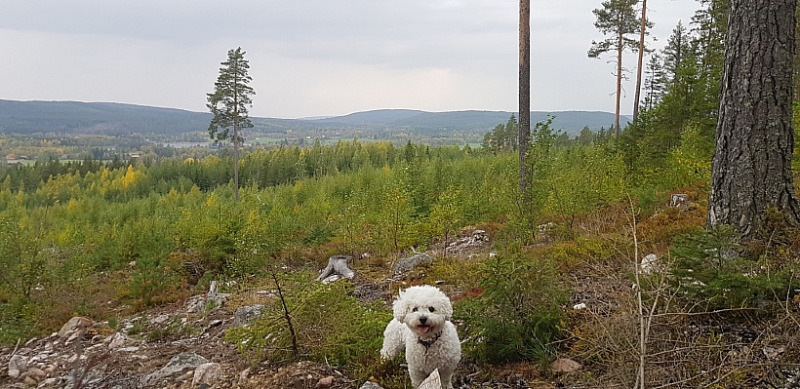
[0,100,212,136]
[0,100,628,138]
[306,109,625,134]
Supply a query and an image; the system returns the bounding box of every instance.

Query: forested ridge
[0,99,623,147]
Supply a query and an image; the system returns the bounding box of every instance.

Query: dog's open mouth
[417,325,432,334]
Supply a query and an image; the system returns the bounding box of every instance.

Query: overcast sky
[0,0,700,119]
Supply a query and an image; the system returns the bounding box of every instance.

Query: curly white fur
[380,285,461,389]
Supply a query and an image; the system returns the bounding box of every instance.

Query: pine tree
[207,47,255,202]
[632,0,653,122]
[519,0,531,198]
[796,3,800,101]
[588,0,644,137]
[708,0,799,235]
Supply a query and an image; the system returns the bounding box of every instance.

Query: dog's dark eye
[428,307,435,312]
[412,307,418,312]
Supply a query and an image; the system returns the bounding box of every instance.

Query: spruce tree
[661,22,691,83]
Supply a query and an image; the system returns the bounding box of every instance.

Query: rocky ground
[0,230,573,389]
[0,299,360,389]
[6,222,799,389]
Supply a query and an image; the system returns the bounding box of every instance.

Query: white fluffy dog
[381,285,461,388]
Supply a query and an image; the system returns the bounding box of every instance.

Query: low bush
[669,226,792,311]
[455,252,568,364]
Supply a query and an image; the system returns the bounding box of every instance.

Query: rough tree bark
[519,0,531,197]
[708,0,800,235]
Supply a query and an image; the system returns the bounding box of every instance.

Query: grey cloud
[1,0,701,118]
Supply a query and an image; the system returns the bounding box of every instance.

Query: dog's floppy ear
[392,288,408,322]
[440,296,454,321]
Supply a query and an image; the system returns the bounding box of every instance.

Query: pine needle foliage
[207,47,254,145]
[456,252,567,364]
[225,270,391,367]
[669,226,789,310]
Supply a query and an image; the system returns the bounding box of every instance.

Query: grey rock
[233,305,265,327]
[151,314,170,325]
[207,281,231,308]
[238,368,251,386]
[7,354,27,378]
[58,316,93,338]
[186,295,206,313]
[143,352,208,385]
[359,381,385,389]
[763,346,785,361]
[25,367,46,381]
[191,362,223,387]
[393,252,433,276]
[316,375,334,388]
[418,368,442,389]
[641,253,660,274]
[108,332,128,349]
[551,358,582,373]
[671,193,688,207]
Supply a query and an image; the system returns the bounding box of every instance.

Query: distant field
[5,159,85,166]
[252,137,285,145]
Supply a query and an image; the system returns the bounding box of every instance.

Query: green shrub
[550,236,616,268]
[123,257,185,309]
[455,252,568,364]
[225,270,392,370]
[0,298,39,344]
[669,226,789,310]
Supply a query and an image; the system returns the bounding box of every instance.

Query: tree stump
[317,255,355,284]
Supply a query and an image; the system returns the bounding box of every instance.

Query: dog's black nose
[419,316,427,324]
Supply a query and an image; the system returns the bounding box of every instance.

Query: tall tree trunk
[233,71,240,203]
[708,0,799,236]
[519,0,531,196]
[615,29,623,137]
[632,0,648,122]
[795,2,800,102]
[233,123,240,203]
